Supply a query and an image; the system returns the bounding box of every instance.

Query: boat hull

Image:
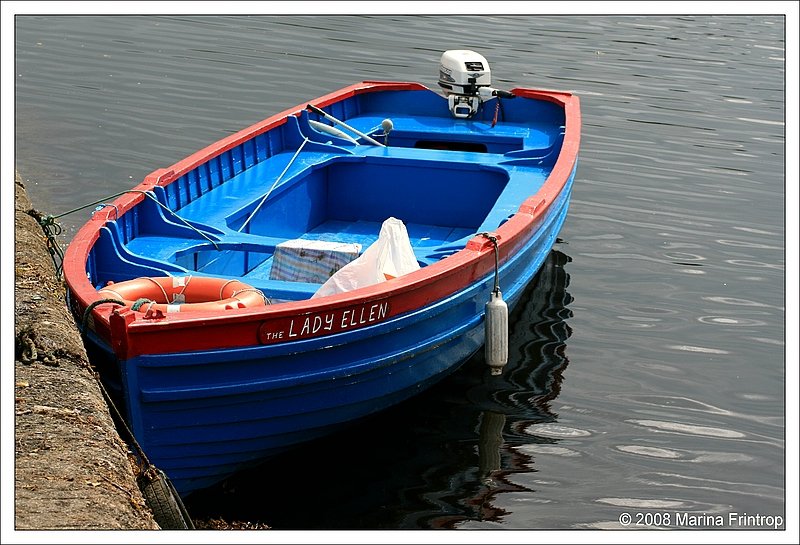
[80,164,574,495]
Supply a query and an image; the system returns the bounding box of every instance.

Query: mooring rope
[72,190,219,250]
[78,297,194,527]
[80,298,126,337]
[36,214,66,278]
[37,188,221,278]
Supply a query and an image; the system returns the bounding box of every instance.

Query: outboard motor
[438,50,515,119]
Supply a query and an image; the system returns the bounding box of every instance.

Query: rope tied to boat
[77,298,194,528]
[54,188,220,247]
[238,136,310,233]
[80,298,126,337]
[33,188,221,283]
[131,297,155,312]
[31,213,66,278]
[479,232,501,295]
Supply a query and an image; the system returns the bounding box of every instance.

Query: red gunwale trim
[63,82,580,359]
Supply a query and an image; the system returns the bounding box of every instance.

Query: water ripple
[634,472,784,501]
[666,345,730,355]
[596,497,688,509]
[702,296,780,309]
[628,419,745,438]
[517,445,582,458]
[616,445,683,459]
[696,315,767,327]
[522,423,593,439]
[615,444,754,464]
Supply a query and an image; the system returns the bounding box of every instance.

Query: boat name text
[258,301,390,343]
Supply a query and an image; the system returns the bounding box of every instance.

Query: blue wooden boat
[63,51,581,496]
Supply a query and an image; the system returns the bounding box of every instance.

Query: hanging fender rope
[479,232,501,294]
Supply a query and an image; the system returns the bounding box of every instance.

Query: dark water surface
[13,14,792,534]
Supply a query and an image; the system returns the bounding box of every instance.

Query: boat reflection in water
[186,249,573,529]
[428,248,573,528]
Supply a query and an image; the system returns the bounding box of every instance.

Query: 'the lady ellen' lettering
[286,301,390,339]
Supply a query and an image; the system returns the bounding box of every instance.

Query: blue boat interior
[86,89,566,302]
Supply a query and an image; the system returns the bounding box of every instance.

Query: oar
[306,104,385,147]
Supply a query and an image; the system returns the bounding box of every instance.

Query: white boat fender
[485,289,508,375]
[481,233,508,375]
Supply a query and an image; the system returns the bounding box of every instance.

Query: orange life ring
[98,276,267,313]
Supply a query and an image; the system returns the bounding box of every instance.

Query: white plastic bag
[312,217,420,298]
